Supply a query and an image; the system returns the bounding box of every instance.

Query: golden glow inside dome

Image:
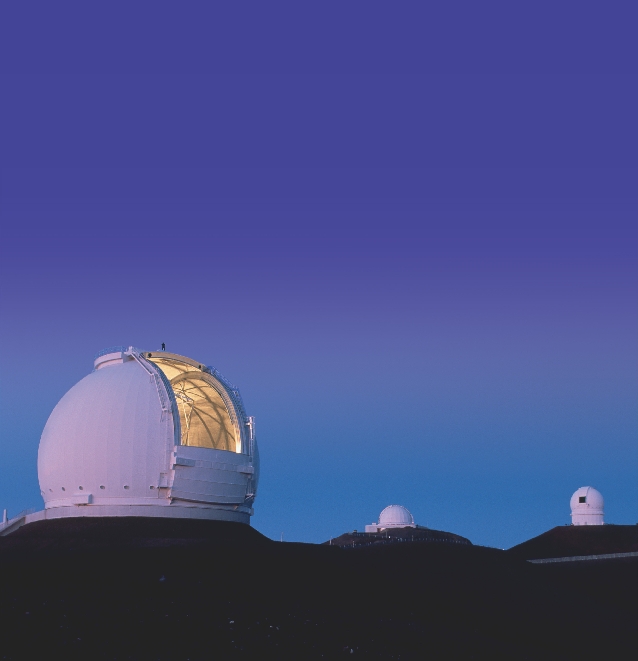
[147,353,240,452]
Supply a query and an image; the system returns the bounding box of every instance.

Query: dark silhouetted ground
[0,518,635,660]
[325,525,471,549]
[507,524,638,560]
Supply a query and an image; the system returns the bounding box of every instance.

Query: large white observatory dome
[37,347,259,524]
[570,486,604,526]
[377,505,415,529]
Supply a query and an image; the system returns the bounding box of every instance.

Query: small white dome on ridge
[378,505,415,529]
[570,486,604,526]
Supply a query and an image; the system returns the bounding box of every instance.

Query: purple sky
[1,4,636,547]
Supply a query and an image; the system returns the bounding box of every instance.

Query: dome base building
[3,347,259,535]
[570,486,604,526]
[365,504,416,532]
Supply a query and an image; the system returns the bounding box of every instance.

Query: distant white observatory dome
[37,347,259,525]
[570,486,604,526]
[379,505,414,528]
[365,505,416,532]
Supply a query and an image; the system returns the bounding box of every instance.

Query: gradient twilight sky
[1,4,636,548]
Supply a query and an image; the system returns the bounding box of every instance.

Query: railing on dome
[12,507,35,519]
[90,349,254,455]
[128,351,173,414]
[92,351,246,416]
[0,507,35,531]
[94,346,135,360]
[203,366,244,410]
[203,366,248,421]
[203,365,255,457]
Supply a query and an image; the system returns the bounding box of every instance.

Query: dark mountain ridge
[0,517,635,660]
[325,525,471,549]
[507,523,638,560]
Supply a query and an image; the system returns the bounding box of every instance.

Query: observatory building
[17,346,259,528]
[328,504,471,547]
[570,486,604,526]
[365,505,416,533]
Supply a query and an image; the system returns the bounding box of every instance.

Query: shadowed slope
[507,524,638,560]
[0,517,635,660]
[325,525,471,548]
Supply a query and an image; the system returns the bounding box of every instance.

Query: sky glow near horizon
[0,4,636,548]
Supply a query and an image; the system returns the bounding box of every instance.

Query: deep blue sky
[1,3,636,547]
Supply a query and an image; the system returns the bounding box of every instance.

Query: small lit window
[579,496,586,503]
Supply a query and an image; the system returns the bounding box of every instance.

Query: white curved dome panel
[570,486,604,526]
[38,355,175,507]
[378,505,415,529]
